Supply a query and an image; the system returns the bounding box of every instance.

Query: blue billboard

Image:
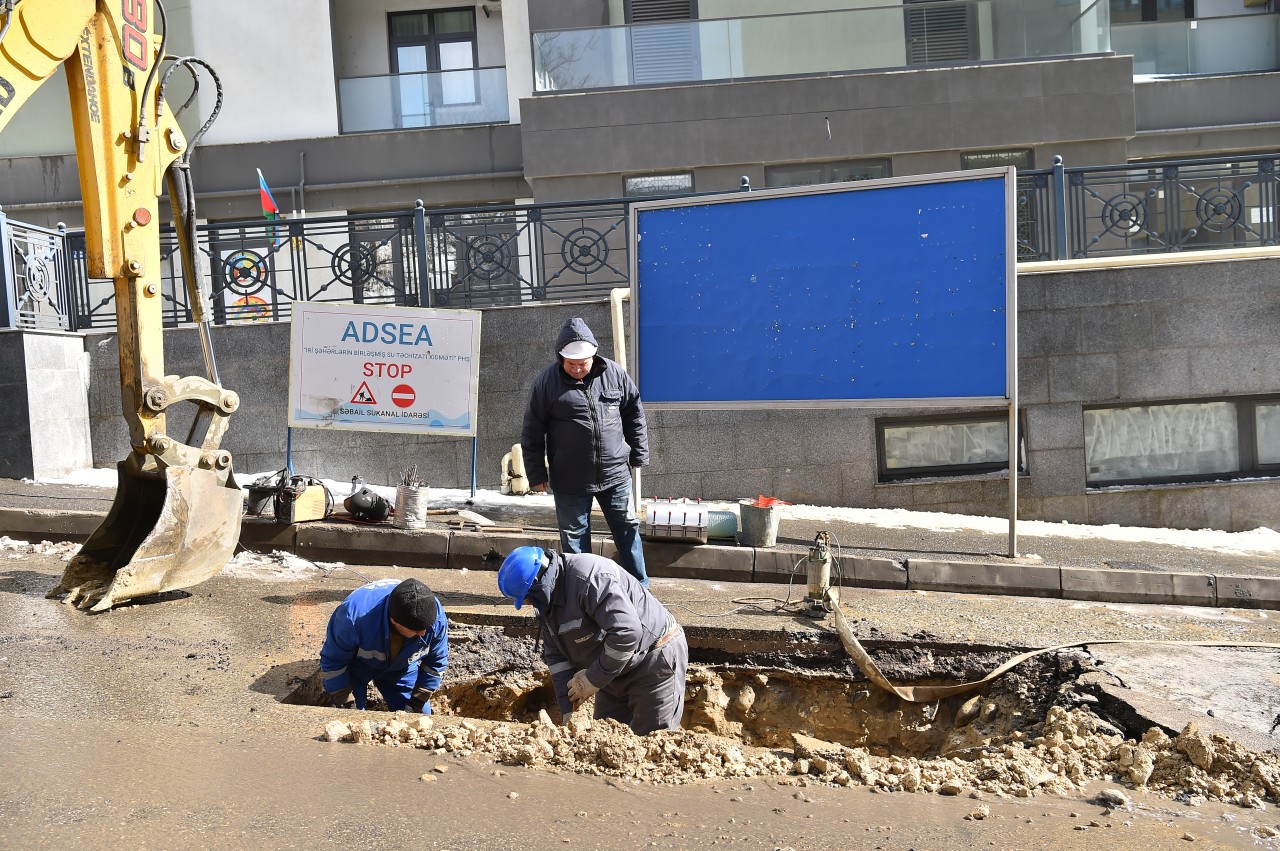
[631,169,1015,407]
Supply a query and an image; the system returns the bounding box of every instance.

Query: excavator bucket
[48,457,244,612]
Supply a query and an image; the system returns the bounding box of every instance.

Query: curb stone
[5,510,1279,611]
[908,559,1062,598]
[0,508,103,542]
[1061,567,1216,606]
[1213,575,1280,610]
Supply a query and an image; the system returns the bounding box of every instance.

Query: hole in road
[287,625,1086,758]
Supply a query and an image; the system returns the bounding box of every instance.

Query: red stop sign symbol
[391,384,415,409]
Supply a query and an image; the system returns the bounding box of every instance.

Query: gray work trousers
[593,629,688,736]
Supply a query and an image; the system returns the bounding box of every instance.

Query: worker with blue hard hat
[498,545,686,735]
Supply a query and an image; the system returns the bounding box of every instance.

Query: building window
[389,8,478,127]
[877,413,1022,481]
[1109,0,1193,25]
[904,0,975,64]
[961,149,1034,171]
[1083,396,1280,486]
[765,159,891,189]
[624,173,693,197]
[1259,401,1280,465]
[625,0,700,85]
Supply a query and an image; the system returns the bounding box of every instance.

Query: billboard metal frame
[627,168,1020,554]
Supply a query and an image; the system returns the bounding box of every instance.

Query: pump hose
[826,587,1280,704]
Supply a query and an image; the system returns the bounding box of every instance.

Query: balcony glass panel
[338,66,509,133]
[532,0,1112,92]
[1114,13,1280,76]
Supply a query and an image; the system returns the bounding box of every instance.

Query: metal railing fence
[2,152,1277,331]
[0,211,76,331]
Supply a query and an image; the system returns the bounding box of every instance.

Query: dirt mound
[322,711,791,783]
[791,706,1280,807]
[319,705,1280,805]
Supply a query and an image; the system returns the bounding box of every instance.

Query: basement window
[1084,396,1280,486]
[961,149,1033,171]
[624,173,693,197]
[877,412,1022,481]
[766,159,891,188]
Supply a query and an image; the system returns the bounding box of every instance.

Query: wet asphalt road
[2,546,1280,849]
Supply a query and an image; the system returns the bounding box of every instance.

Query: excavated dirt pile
[317,626,1280,806]
[318,706,1280,805]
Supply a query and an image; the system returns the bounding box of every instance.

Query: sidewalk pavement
[2,477,1279,612]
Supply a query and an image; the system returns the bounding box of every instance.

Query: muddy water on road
[1,547,1277,848]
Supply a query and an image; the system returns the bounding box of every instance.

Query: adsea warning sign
[288,302,481,436]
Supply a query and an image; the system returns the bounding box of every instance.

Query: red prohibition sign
[391,384,416,409]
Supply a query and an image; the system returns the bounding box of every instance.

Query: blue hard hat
[498,546,544,610]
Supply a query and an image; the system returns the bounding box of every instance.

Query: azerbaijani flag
[256,168,280,220]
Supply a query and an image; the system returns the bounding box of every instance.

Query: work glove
[405,687,435,715]
[319,687,352,709]
[567,670,599,708]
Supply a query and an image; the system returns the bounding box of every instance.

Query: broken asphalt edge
[4,507,1277,611]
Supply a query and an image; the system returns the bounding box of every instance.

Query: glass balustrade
[1114,13,1280,77]
[338,66,509,133]
[532,0,1113,92]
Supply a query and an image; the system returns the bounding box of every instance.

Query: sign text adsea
[341,320,434,347]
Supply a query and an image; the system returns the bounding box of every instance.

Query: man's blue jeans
[554,478,649,587]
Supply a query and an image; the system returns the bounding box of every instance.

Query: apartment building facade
[2,0,1276,221]
[1,0,1278,531]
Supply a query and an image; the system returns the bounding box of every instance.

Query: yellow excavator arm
[1,0,243,611]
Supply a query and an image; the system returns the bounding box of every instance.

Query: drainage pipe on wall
[609,287,629,372]
[610,287,639,510]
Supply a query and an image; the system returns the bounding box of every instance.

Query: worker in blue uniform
[497,546,686,735]
[319,577,448,713]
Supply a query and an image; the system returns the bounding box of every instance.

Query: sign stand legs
[469,437,477,500]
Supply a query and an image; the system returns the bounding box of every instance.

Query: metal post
[1163,165,1181,251]
[470,436,477,499]
[1006,167,1020,558]
[285,427,295,476]
[1007,401,1018,559]
[1051,155,1068,261]
[55,222,77,332]
[413,199,432,308]
[0,206,14,329]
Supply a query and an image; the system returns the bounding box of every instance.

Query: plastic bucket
[738,500,782,548]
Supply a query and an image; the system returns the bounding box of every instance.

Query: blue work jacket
[319,579,449,706]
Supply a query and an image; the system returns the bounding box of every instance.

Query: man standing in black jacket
[521,317,650,586]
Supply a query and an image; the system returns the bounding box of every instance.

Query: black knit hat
[387,578,437,631]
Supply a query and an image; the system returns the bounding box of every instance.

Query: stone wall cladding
[78,256,1280,532]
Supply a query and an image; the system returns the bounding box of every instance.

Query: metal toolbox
[643,498,709,544]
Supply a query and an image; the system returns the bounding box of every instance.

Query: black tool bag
[245,470,288,516]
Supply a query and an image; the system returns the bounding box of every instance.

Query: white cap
[559,340,598,359]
